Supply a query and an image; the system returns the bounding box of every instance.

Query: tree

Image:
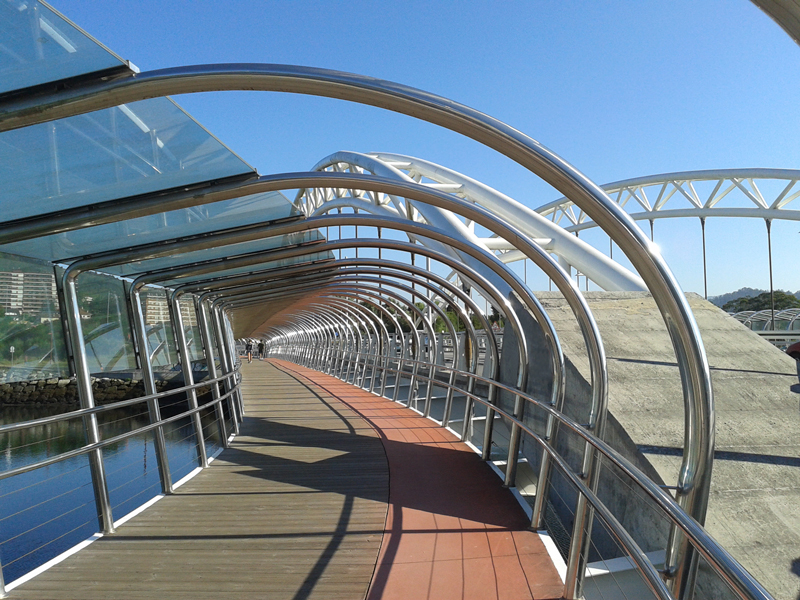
[722,291,800,313]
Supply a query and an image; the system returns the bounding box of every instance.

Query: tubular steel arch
[295,151,646,292]
[0,62,723,599]
[537,168,800,232]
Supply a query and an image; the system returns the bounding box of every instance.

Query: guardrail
[0,365,242,596]
[268,344,773,600]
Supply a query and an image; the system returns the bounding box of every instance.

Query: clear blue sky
[50,0,800,297]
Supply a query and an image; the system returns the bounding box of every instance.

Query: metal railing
[268,343,773,600]
[0,365,242,596]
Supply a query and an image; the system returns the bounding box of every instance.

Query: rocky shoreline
[0,375,173,406]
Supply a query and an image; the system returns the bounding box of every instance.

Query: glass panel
[0,252,68,384]
[157,251,335,288]
[97,231,326,279]
[75,271,136,373]
[0,97,254,223]
[0,191,300,264]
[0,452,97,585]
[0,0,126,95]
[140,287,177,369]
[179,297,203,363]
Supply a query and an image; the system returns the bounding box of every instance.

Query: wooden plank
[9,362,389,600]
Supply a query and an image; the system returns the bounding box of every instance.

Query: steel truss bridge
[0,2,795,600]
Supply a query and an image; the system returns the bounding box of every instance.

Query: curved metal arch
[320,279,462,416]
[5,63,713,592]
[322,296,391,392]
[117,203,601,522]
[106,213,544,411]
[318,286,434,407]
[311,299,373,384]
[321,274,469,418]
[53,171,600,490]
[331,261,499,439]
[172,257,491,380]
[537,168,800,232]
[217,257,498,429]
[202,252,516,431]
[297,150,646,292]
[254,285,425,403]
[256,281,435,407]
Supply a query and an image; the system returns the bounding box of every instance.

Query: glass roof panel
[0,190,301,263]
[156,252,335,288]
[98,231,327,278]
[0,97,255,222]
[0,0,127,95]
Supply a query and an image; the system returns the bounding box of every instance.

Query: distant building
[143,294,197,326]
[0,271,57,317]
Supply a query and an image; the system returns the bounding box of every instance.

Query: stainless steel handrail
[274,349,771,600]
[0,384,238,482]
[0,366,239,436]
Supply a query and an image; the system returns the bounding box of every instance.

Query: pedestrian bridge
[0,2,797,600]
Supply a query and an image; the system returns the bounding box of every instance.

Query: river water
[0,401,224,585]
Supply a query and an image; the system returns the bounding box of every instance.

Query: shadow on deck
[8,360,563,600]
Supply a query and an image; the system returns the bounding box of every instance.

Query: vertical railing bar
[195,296,228,449]
[130,282,173,494]
[62,267,115,534]
[169,291,208,468]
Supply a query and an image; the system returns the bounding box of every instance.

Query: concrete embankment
[533,291,800,600]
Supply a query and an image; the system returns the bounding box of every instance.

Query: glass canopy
[97,232,326,279]
[156,251,335,288]
[0,0,127,95]
[0,97,256,223]
[0,190,304,263]
[0,0,332,333]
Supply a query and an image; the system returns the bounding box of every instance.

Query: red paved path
[273,360,564,600]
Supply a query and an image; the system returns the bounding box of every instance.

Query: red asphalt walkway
[272,359,564,600]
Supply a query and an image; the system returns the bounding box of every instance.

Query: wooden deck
[8,360,563,600]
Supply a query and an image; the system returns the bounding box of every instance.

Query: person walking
[245,340,253,364]
[258,341,265,360]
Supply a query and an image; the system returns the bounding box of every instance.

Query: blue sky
[50,1,800,297]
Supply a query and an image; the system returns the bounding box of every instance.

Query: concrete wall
[498,294,670,561]
[521,292,800,600]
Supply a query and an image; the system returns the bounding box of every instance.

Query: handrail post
[212,304,241,434]
[129,283,173,494]
[169,291,208,468]
[195,296,229,449]
[219,306,245,422]
[63,268,115,534]
[0,552,7,598]
[481,382,497,460]
[503,392,525,487]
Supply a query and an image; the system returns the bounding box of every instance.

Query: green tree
[722,291,800,312]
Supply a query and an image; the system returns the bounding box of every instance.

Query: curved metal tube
[320,278,453,413]
[2,67,709,572]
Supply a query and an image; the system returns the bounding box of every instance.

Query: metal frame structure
[5,36,780,597]
[538,169,800,231]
